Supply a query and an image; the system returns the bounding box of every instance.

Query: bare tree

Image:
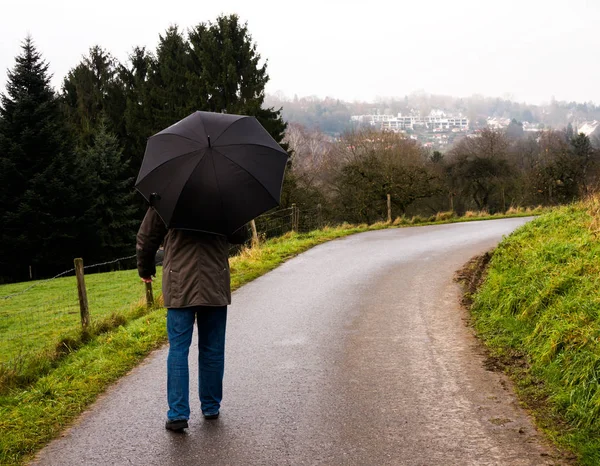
[329,129,440,222]
[446,129,513,212]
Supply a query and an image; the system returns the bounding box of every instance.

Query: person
[136,207,250,432]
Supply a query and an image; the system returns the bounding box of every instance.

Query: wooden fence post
[145,281,154,308]
[317,203,322,229]
[387,193,392,223]
[291,204,299,232]
[250,219,259,248]
[74,258,90,328]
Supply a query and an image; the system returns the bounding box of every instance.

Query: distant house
[351,111,469,132]
[577,120,599,137]
[486,117,511,129]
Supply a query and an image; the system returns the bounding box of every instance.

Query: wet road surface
[31,218,564,466]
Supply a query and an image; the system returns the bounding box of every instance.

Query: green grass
[0,208,549,465]
[0,267,164,389]
[0,309,168,466]
[470,197,600,465]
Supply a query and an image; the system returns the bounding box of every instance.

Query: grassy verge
[466,196,600,465]
[0,208,548,465]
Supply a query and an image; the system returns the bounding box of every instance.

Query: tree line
[1,14,597,284]
[265,92,600,137]
[284,123,599,224]
[0,15,286,283]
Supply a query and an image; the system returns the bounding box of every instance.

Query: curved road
[32,218,564,466]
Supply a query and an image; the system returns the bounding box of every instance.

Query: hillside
[468,196,600,464]
[265,92,600,138]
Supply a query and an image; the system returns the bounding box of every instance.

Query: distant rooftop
[577,121,599,137]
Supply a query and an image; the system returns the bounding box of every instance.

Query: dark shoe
[165,419,188,431]
[203,411,219,420]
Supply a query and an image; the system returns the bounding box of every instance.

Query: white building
[351,114,395,123]
[486,117,511,129]
[351,112,469,131]
[577,121,599,137]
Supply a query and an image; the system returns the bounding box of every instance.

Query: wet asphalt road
[31,218,563,466]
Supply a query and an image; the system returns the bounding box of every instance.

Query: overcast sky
[1,0,599,105]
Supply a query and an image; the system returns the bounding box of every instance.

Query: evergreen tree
[188,15,287,148]
[62,46,127,148]
[121,47,156,172]
[77,118,138,262]
[147,26,194,130]
[123,18,287,157]
[62,46,143,226]
[565,122,575,142]
[189,16,265,115]
[0,36,80,281]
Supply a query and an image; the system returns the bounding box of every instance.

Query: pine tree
[0,36,80,281]
[77,118,138,262]
[565,122,575,142]
[62,46,127,148]
[62,46,142,228]
[122,46,157,173]
[147,26,195,130]
[188,15,287,148]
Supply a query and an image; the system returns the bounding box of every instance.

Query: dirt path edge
[455,251,579,465]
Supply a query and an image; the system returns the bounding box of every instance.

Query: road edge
[455,252,579,465]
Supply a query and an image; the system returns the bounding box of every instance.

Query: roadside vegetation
[467,195,600,465]
[0,208,543,465]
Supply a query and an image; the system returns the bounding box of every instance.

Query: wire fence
[0,205,324,380]
[296,205,326,232]
[254,206,295,238]
[0,255,157,381]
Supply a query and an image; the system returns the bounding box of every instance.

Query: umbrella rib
[212,148,281,205]
[210,117,248,146]
[152,132,203,145]
[211,117,285,153]
[138,148,206,182]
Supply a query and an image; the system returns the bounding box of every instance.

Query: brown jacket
[136,208,250,308]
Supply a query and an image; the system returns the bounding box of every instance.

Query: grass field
[0,208,546,465]
[0,265,164,389]
[0,267,157,356]
[469,196,600,465]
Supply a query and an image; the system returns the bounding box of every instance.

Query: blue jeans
[166,306,227,420]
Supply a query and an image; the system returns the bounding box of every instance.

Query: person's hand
[141,276,154,283]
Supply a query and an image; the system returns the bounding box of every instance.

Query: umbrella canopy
[135,111,289,235]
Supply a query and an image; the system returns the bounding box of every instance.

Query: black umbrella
[135,111,289,235]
